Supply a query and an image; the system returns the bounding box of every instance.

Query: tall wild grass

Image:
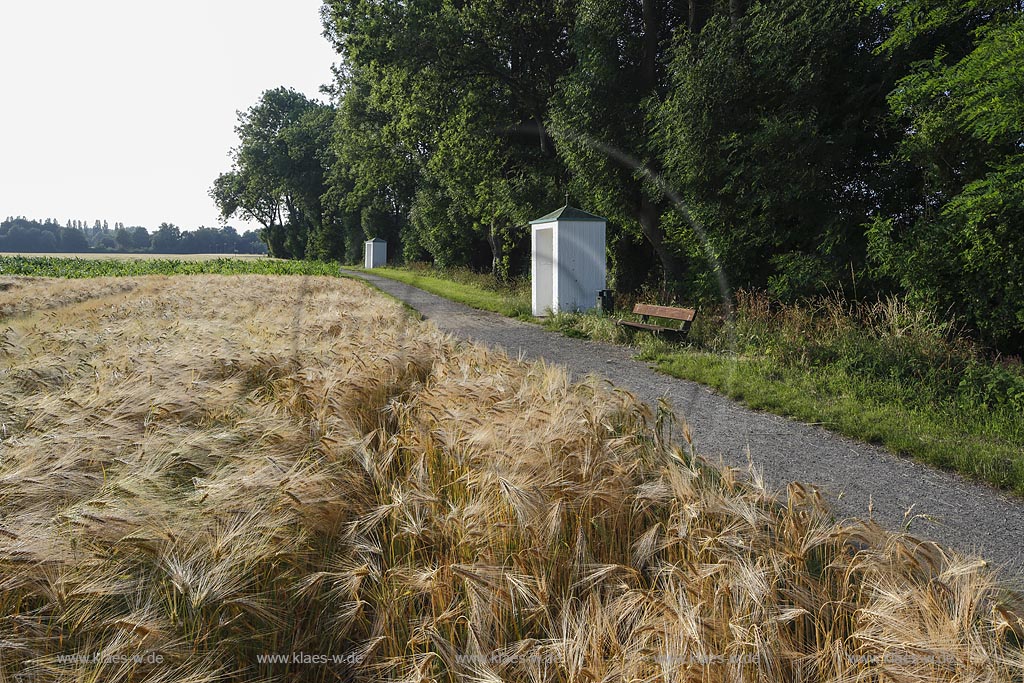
[694,290,1024,418]
[672,291,1024,489]
[0,275,1020,681]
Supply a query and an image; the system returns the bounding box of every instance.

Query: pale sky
[0,1,338,232]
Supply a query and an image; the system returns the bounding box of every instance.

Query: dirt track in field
[345,268,1024,577]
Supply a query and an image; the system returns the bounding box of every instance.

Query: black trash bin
[596,289,614,315]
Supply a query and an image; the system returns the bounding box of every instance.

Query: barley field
[0,275,1021,682]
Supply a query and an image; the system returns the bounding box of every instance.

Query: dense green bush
[866,4,1024,352]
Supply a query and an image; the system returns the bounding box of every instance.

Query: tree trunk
[689,0,713,33]
[638,196,685,286]
[264,224,289,259]
[641,0,659,90]
[637,0,686,289]
[487,218,506,281]
[535,113,549,156]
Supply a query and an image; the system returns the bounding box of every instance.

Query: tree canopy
[0,218,265,255]
[212,87,336,259]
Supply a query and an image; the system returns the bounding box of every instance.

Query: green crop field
[0,252,273,261]
[0,254,339,278]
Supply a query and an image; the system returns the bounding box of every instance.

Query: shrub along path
[345,269,1024,575]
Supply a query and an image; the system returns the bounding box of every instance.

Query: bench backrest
[632,303,696,322]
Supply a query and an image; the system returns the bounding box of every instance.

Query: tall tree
[150,223,181,253]
[129,226,151,251]
[211,88,335,259]
[550,0,690,291]
[323,63,418,263]
[114,226,133,251]
[59,225,89,252]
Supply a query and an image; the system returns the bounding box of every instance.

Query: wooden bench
[617,303,696,340]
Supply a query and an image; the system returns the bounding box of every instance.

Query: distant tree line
[212,0,1024,352]
[0,218,266,255]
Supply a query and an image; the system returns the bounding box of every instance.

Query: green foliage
[543,310,630,343]
[550,0,690,287]
[325,64,418,263]
[657,0,898,301]
[150,223,181,253]
[212,88,336,260]
[323,0,571,275]
[60,225,90,251]
[0,218,62,252]
[201,0,1024,353]
[0,218,265,255]
[867,2,1024,350]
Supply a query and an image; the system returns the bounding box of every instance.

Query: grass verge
[351,264,532,318]
[646,349,1024,492]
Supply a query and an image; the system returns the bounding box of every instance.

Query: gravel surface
[345,269,1024,577]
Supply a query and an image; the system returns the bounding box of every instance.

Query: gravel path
[345,269,1024,576]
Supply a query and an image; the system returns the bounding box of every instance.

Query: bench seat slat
[617,320,674,332]
[632,304,696,321]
